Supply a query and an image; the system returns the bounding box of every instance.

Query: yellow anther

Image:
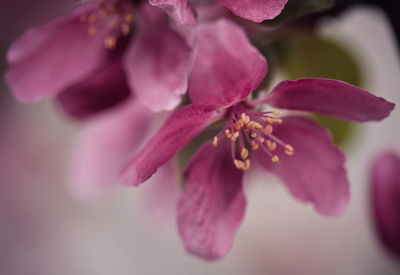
[88,26,97,36]
[250,140,259,150]
[109,19,119,28]
[271,155,279,163]
[243,159,251,171]
[121,23,130,35]
[264,125,273,135]
[266,117,274,124]
[89,14,98,24]
[285,144,294,156]
[231,132,239,141]
[225,129,232,139]
[241,113,250,124]
[251,132,257,138]
[233,121,241,131]
[234,159,244,170]
[104,36,117,49]
[241,148,249,160]
[252,122,263,130]
[257,136,265,143]
[125,13,134,23]
[273,109,280,116]
[275,118,282,124]
[212,136,218,147]
[247,121,254,128]
[267,140,277,151]
[80,14,88,22]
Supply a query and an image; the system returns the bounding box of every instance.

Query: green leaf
[276,34,362,85]
[311,114,355,146]
[267,0,334,25]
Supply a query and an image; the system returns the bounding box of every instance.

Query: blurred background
[1,1,399,274]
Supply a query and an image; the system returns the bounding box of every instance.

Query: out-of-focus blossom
[121,19,395,260]
[149,0,288,24]
[5,0,191,117]
[370,151,400,259]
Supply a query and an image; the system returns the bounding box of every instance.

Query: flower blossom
[121,19,395,260]
[149,0,288,24]
[370,151,400,259]
[5,0,192,119]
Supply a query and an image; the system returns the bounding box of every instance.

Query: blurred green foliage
[266,0,334,25]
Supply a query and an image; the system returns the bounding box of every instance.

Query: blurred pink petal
[370,151,400,258]
[5,3,110,102]
[69,100,153,199]
[124,6,191,111]
[56,60,130,120]
[148,0,197,25]
[178,141,245,260]
[145,158,180,224]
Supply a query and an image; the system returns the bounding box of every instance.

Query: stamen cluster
[213,108,294,171]
[80,0,135,49]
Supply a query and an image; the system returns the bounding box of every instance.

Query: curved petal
[262,78,395,122]
[56,60,130,120]
[189,19,267,110]
[148,0,197,25]
[68,101,153,199]
[178,141,246,260]
[124,6,191,112]
[121,105,220,186]
[5,4,111,102]
[219,0,287,22]
[256,116,349,215]
[370,151,400,258]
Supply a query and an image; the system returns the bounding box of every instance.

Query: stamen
[212,108,293,172]
[271,155,279,163]
[266,140,277,151]
[272,109,280,116]
[241,148,249,160]
[104,36,117,49]
[285,144,294,156]
[212,136,218,147]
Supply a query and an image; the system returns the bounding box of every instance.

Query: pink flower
[149,0,288,24]
[5,0,192,118]
[121,19,395,260]
[370,151,400,259]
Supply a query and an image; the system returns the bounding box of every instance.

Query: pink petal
[256,116,349,215]
[124,6,191,112]
[56,60,130,120]
[219,0,287,22]
[178,141,246,260]
[145,158,180,224]
[189,19,267,110]
[69,101,153,199]
[121,105,220,186]
[262,78,395,122]
[370,151,400,258]
[148,0,197,25]
[5,4,111,102]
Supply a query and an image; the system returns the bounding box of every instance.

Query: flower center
[80,0,135,49]
[212,107,294,171]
